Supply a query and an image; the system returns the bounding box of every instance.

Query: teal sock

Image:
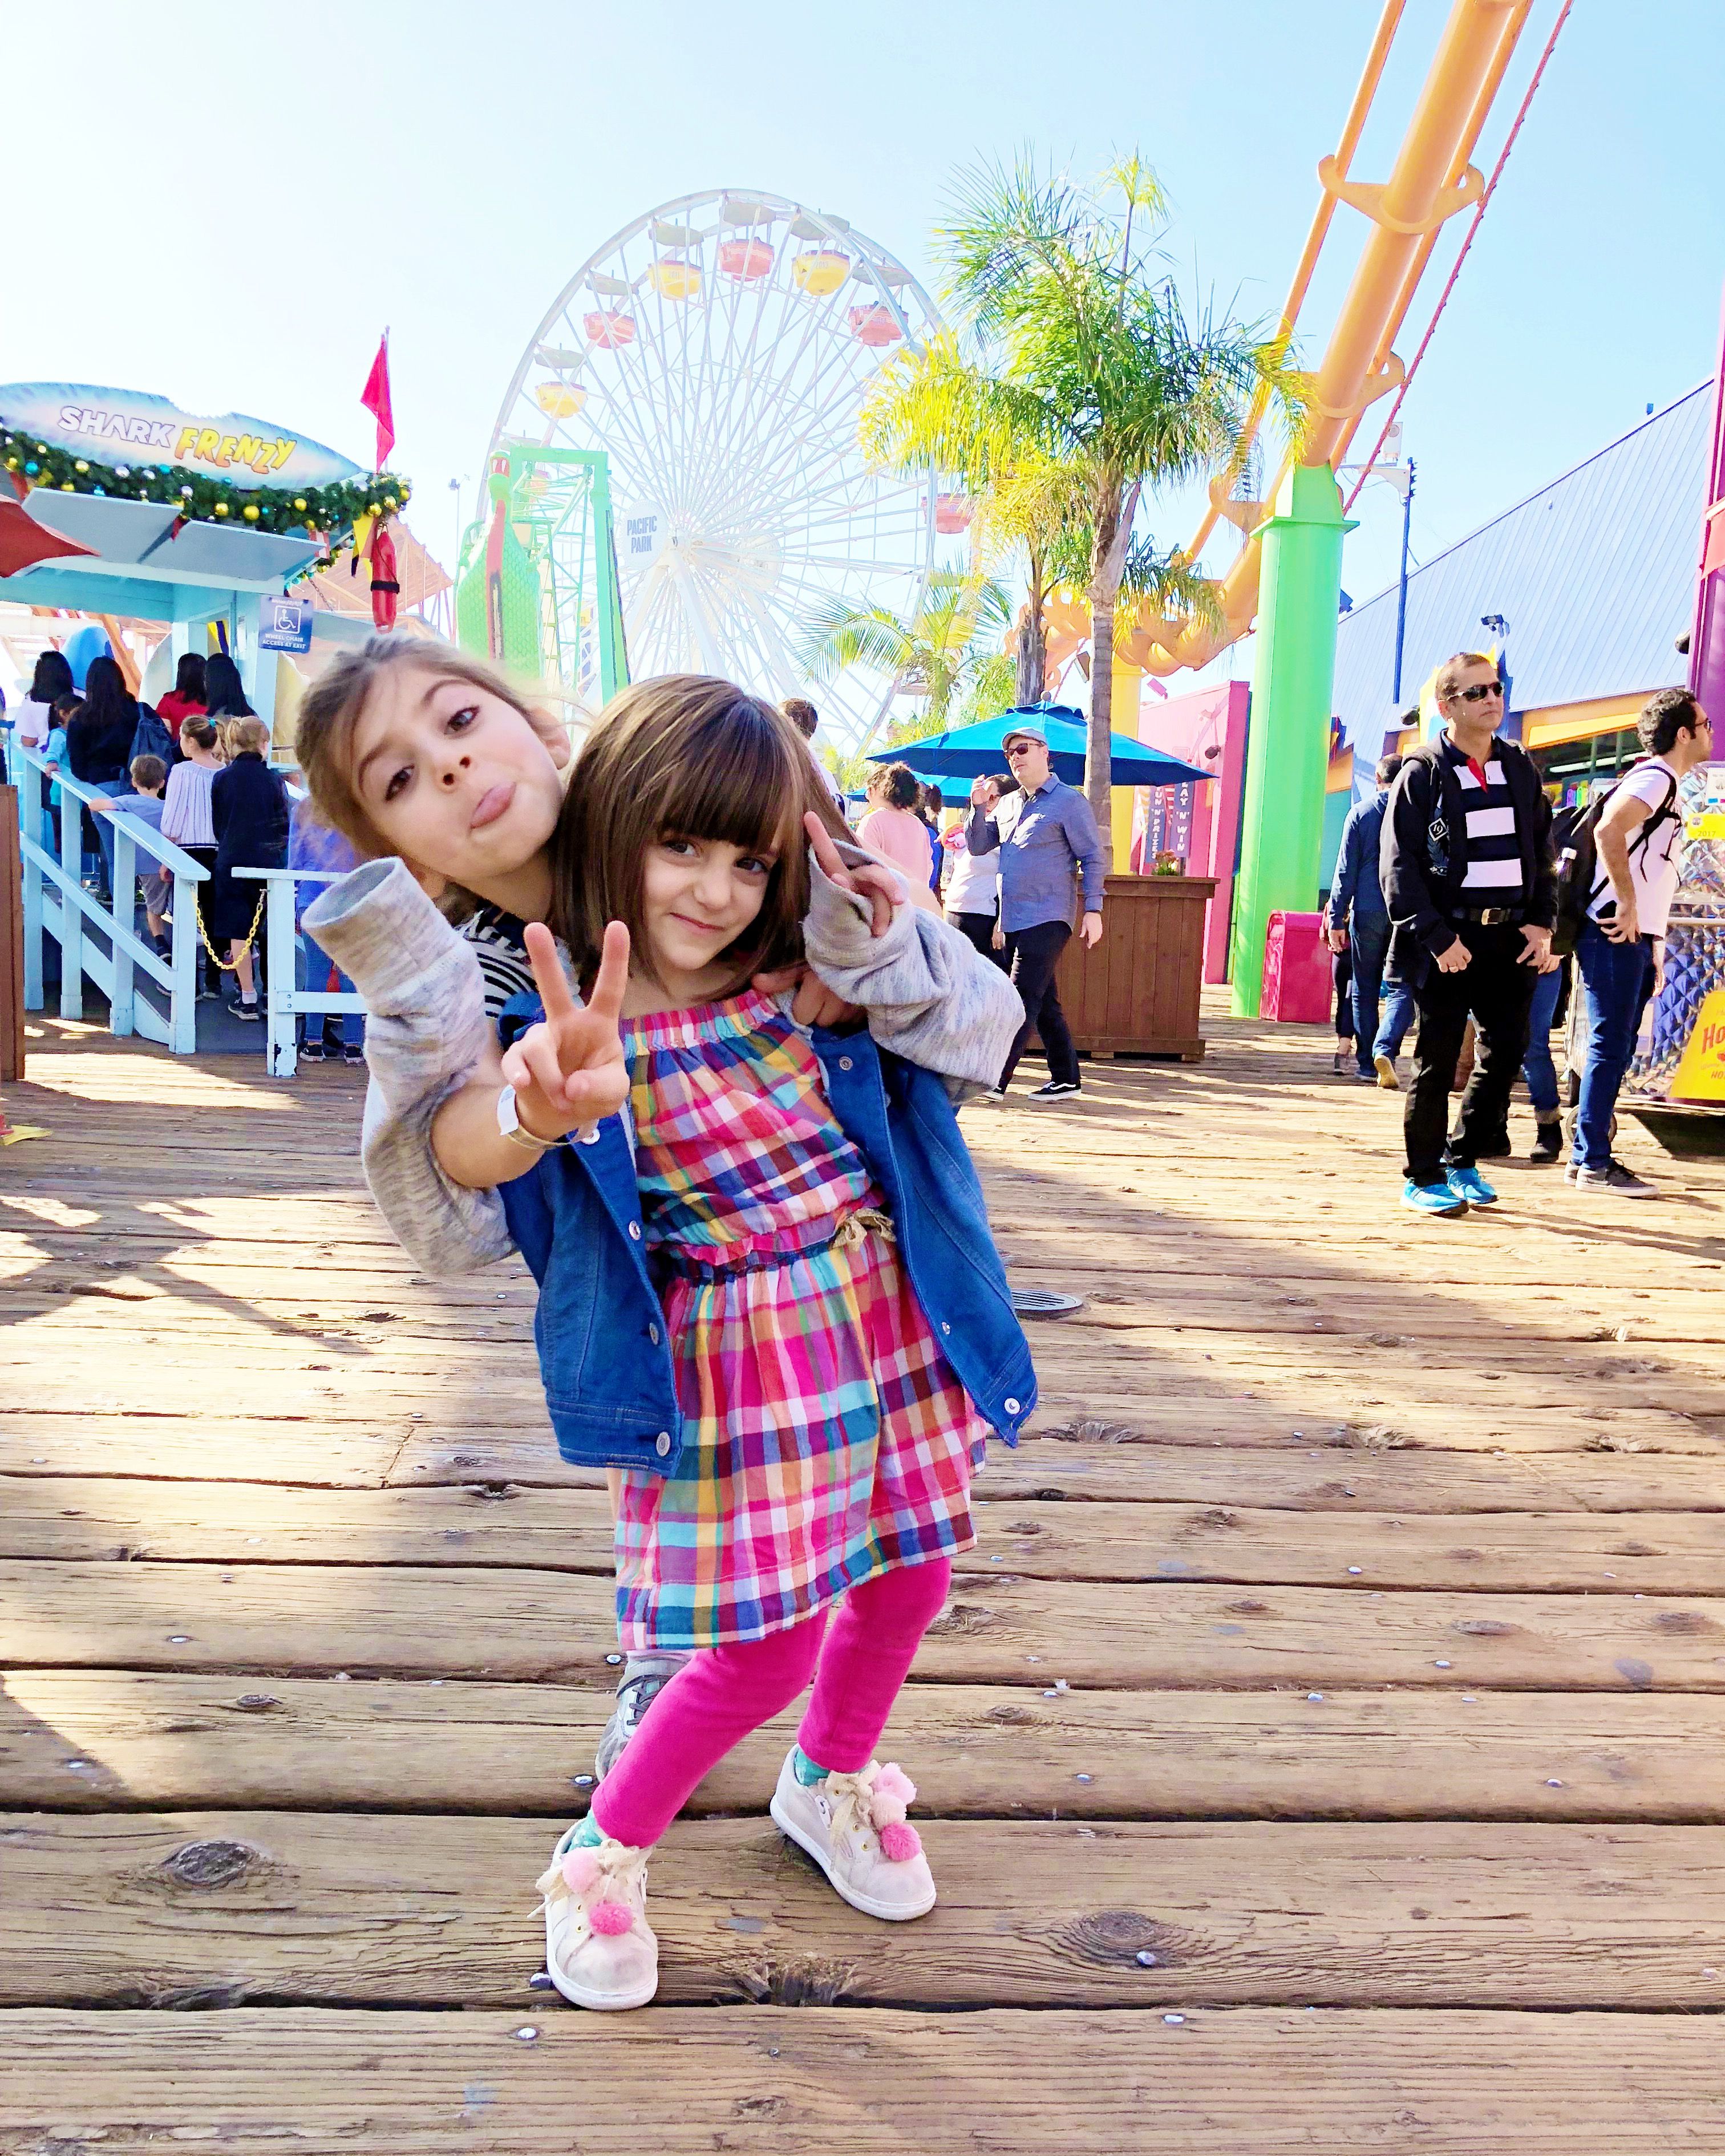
[570,1813,605,1847]
[792,1744,831,1786]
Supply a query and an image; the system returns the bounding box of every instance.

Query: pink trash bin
[1261,910,1333,1023]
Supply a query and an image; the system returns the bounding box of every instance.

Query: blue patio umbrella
[868,706,1212,788]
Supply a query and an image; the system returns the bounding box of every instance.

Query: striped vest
[1447,741,1526,905]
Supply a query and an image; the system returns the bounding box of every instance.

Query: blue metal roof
[1333,383,1711,751]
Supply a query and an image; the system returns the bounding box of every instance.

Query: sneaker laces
[537,1832,649,1922]
[614,1670,670,1741]
[821,1761,922,1863]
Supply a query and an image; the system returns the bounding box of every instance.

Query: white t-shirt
[1588,757,1683,938]
[943,826,998,914]
[15,696,54,749]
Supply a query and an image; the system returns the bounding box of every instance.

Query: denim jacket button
[940,1321,951,1335]
[654,1432,672,1457]
[1003,1395,1021,1415]
[837,1056,853,1071]
[648,1323,661,1346]
[627,1221,642,1241]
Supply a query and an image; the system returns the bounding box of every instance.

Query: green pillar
[1229,461,1355,1016]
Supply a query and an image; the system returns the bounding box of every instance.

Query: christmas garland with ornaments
[0,427,410,569]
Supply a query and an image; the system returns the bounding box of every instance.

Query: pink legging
[592,1557,951,1850]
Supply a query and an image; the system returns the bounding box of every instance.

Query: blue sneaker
[1403,1178,1467,1217]
[1445,1164,1497,1206]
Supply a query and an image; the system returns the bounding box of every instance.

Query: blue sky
[6,0,1722,680]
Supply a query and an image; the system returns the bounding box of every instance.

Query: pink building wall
[1132,679,1251,984]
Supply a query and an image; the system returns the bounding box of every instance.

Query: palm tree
[932,152,1301,857]
[800,570,1013,747]
[860,342,1071,706]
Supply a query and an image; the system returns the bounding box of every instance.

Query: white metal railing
[236,866,365,1077]
[13,741,208,1055]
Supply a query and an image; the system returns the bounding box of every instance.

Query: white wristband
[497,1083,557,1154]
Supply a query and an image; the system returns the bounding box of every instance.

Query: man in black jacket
[1380,651,1557,1217]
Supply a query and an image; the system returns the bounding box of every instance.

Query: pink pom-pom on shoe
[560,1849,601,1894]
[878,1821,922,1863]
[870,1792,908,1830]
[874,1763,917,1806]
[588,1899,633,1936]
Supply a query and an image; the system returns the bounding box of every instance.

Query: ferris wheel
[487,189,947,749]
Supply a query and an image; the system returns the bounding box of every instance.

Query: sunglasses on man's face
[1452,681,1504,705]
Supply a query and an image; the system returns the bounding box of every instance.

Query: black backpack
[1551,761,1681,955]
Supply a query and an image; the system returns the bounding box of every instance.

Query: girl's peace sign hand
[499,921,631,1144]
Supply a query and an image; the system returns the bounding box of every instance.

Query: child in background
[38,698,79,857]
[310,675,1031,2012]
[92,754,171,952]
[293,637,1023,1791]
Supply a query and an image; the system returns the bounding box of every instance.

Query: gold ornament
[293,498,306,512]
[214,501,229,516]
[74,459,88,473]
[242,504,260,521]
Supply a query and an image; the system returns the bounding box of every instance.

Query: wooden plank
[10,1419,1723,1514]
[3,1811,1723,2009]
[8,1477,1724,1592]
[5,1559,1725,1690]
[380,1429,1725,1510]
[7,1671,1724,1823]
[6,2005,1721,2154]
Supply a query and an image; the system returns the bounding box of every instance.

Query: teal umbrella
[868,706,1211,788]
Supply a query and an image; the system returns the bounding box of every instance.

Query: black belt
[1451,905,1524,926]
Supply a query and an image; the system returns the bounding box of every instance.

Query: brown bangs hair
[553,674,850,994]
[293,632,566,858]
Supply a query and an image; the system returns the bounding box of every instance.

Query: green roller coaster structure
[454,444,627,713]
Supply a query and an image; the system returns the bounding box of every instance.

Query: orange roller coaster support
[1143,0,1536,679]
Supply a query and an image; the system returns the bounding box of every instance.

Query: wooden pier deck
[4,1002,1725,2151]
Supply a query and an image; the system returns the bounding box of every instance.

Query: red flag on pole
[360,332,394,471]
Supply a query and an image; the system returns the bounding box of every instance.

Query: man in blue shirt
[965,719,1105,1101]
[1329,752,1415,1087]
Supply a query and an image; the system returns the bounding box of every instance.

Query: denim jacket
[302,856,1034,1478]
[499,1015,1036,1476]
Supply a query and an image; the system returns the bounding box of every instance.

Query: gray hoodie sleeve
[302,859,515,1274]
[801,851,1024,1097]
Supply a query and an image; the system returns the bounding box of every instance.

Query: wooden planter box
[1043,873,1212,1062]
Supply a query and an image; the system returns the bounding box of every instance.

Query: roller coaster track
[1137,0,1567,678]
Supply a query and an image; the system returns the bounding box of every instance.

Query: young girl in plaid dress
[428,677,1032,2010]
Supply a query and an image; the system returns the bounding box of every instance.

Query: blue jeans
[1520,959,1565,1118]
[1573,920,1655,1170]
[90,777,130,895]
[296,928,363,1047]
[1349,914,1415,1075]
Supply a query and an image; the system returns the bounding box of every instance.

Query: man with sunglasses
[1381,651,1557,1217]
[965,719,1105,1100]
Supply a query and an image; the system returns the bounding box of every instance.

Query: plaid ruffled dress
[612,989,987,1651]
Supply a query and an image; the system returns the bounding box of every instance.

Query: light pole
[1392,457,1416,706]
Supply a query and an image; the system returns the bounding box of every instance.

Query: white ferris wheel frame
[487,187,949,752]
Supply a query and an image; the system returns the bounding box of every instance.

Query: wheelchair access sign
[258,595,313,654]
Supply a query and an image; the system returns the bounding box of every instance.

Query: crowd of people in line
[5,646,361,1047]
[1323,651,1710,1206]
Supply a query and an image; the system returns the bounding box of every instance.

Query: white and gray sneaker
[1574,1159,1659,1199]
[595,1651,690,1781]
[1027,1080,1080,1101]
